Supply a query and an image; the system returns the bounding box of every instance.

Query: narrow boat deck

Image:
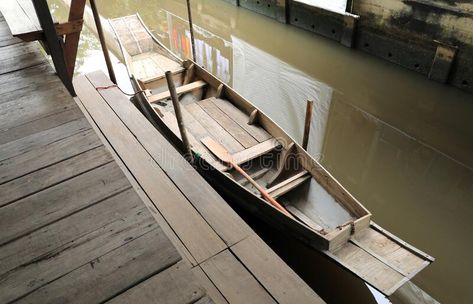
[0,14,324,304]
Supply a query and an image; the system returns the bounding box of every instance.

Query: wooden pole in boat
[89,0,117,84]
[165,71,194,163]
[302,100,313,150]
[185,0,197,62]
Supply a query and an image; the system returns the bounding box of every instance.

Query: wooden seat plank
[199,97,258,148]
[186,102,244,154]
[211,98,271,142]
[148,80,207,103]
[0,193,160,303]
[230,138,281,167]
[106,261,206,304]
[74,75,227,264]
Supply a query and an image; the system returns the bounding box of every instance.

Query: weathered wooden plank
[352,227,427,277]
[211,98,271,142]
[0,19,21,46]
[16,229,181,304]
[192,266,228,304]
[200,250,276,304]
[199,98,258,148]
[194,296,216,304]
[0,127,102,184]
[186,102,244,154]
[74,75,226,264]
[0,85,74,130]
[0,118,89,161]
[106,260,205,304]
[148,80,206,103]
[0,146,113,207]
[0,188,140,274]
[0,63,59,101]
[87,71,251,247]
[0,162,131,245]
[231,234,325,304]
[0,0,40,37]
[0,194,158,303]
[231,138,281,166]
[0,108,83,145]
[329,242,407,295]
[0,42,44,74]
[161,111,226,171]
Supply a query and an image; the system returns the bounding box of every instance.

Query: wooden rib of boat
[110,14,434,296]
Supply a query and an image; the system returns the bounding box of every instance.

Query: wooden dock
[0,12,323,304]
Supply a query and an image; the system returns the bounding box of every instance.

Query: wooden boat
[110,14,434,296]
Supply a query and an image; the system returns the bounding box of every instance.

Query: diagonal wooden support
[32,0,75,95]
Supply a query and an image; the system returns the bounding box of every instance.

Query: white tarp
[296,0,347,14]
[231,36,332,160]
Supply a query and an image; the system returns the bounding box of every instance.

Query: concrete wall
[228,0,473,94]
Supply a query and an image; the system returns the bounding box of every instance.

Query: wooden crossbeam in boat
[227,138,281,170]
[141,67,185,84]
[149,80,207,103]
[266,171,310,198]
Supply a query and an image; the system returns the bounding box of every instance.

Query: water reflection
[49,0,473,303]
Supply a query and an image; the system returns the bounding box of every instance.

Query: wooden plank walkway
[0,12,324,304]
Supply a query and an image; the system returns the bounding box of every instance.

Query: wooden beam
[32,0,75,95]
[230,138,281,168]
[63,0,86,79]
[55,19,83,36]
[149,80,206,103]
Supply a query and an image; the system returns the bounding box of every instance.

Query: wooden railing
[0,0,115,96]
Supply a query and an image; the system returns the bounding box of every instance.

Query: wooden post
[302,100,313,150]
[63,0,87,79]
[185,0,196,61]
[89,0,116,84]
[165,71,194,163]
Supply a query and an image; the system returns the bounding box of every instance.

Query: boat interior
[110,14,435,296]
[110,15,372,246]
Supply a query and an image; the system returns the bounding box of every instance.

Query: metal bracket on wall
[428,41,458,84]
[341,13,358,48]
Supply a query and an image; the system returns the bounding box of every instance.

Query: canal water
[50,0,473,303]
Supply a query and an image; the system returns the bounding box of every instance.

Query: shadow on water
[50,0,473,303]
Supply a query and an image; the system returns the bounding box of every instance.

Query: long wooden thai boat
[110,14,434,296]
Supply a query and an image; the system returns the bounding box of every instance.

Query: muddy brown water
[50,0,473,303]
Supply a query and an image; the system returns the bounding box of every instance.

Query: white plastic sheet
[295,0,347,14]
[232,36,332,160]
